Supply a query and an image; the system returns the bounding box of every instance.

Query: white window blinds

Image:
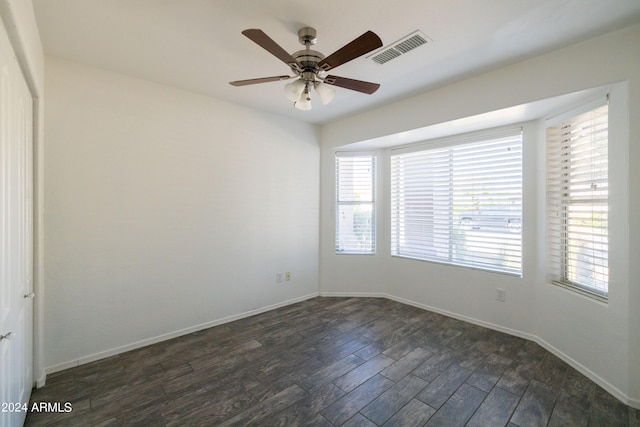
[546,102,608,299]
[391,128,522,275]
[336,154,375,254]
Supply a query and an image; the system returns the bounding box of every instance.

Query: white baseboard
[35,370,46,388]
[43,292,319,378]
[321,292,639,409]
[320,291,389,299]
[532,336,638,409]
[384,294,537,342]
[42,290,639,409]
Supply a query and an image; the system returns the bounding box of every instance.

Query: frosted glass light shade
[315,82,336,105]
[284,79,305,101]
[294,95,312,110]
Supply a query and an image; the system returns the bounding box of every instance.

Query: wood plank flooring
[25,297,640,426]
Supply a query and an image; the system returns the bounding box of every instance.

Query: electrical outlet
[276,273,283,283]
[496,288,506,302]
[285,272,291,281]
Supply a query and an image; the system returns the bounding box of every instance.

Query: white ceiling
[32,0,640,125]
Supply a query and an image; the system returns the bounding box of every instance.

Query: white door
[0,16,34,427]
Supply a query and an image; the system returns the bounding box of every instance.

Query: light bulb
[284,79,305,101]
[315,82,336,105]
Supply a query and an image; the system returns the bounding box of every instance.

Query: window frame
[335,152,376,255]
[546,98,609,301]
[390,126,523,276]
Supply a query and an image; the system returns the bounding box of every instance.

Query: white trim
[533,335,632,407]
[33,99,45,388]
[335,154,377,255]
[43,291,639,408]
[335,150,378,157]
[384,294,535,341]
[320,292,534,340]
[318,293,639,409]
[44,292,319,376]
[629,396,640,411]
[319,291,389,298]
[390,124,522,155]
[545,93,608,127]
[0,2,46,390]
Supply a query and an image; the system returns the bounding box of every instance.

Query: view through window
[547,102,609,299]
[335,154,376,254]
[390,129,523,275]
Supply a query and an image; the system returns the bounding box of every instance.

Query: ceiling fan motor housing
[292,50,324,71]
[298,27,317,45]
[292,27,324,81]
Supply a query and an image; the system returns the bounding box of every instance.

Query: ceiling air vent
[368,30,431,65]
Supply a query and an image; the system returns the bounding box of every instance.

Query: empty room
[1,0,639,426]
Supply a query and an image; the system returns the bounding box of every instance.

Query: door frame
[0,2,46,387]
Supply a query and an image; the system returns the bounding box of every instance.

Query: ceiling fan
[229,27,383,110]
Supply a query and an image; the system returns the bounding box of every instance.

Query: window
[335,154,375,254]
[546,101,608,300]
[391,128,523,275]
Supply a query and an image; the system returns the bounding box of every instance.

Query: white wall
[320,23,640,407]
[0,0,43,94]
[43,57,320,371]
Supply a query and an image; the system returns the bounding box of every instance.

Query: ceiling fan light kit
[230,26,383,111]
[295,88,312,111]
[284,79,305,101]
[314,82,336,105]
[285,78,335,110]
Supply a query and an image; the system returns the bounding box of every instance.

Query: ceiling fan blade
[324,75,380,94]
[242,29,302,69]
[229,75,292,86]
[317,31,382,71]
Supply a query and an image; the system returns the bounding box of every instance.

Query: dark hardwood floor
[25,297,639,426]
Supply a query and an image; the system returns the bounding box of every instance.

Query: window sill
[549,280,608,304]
